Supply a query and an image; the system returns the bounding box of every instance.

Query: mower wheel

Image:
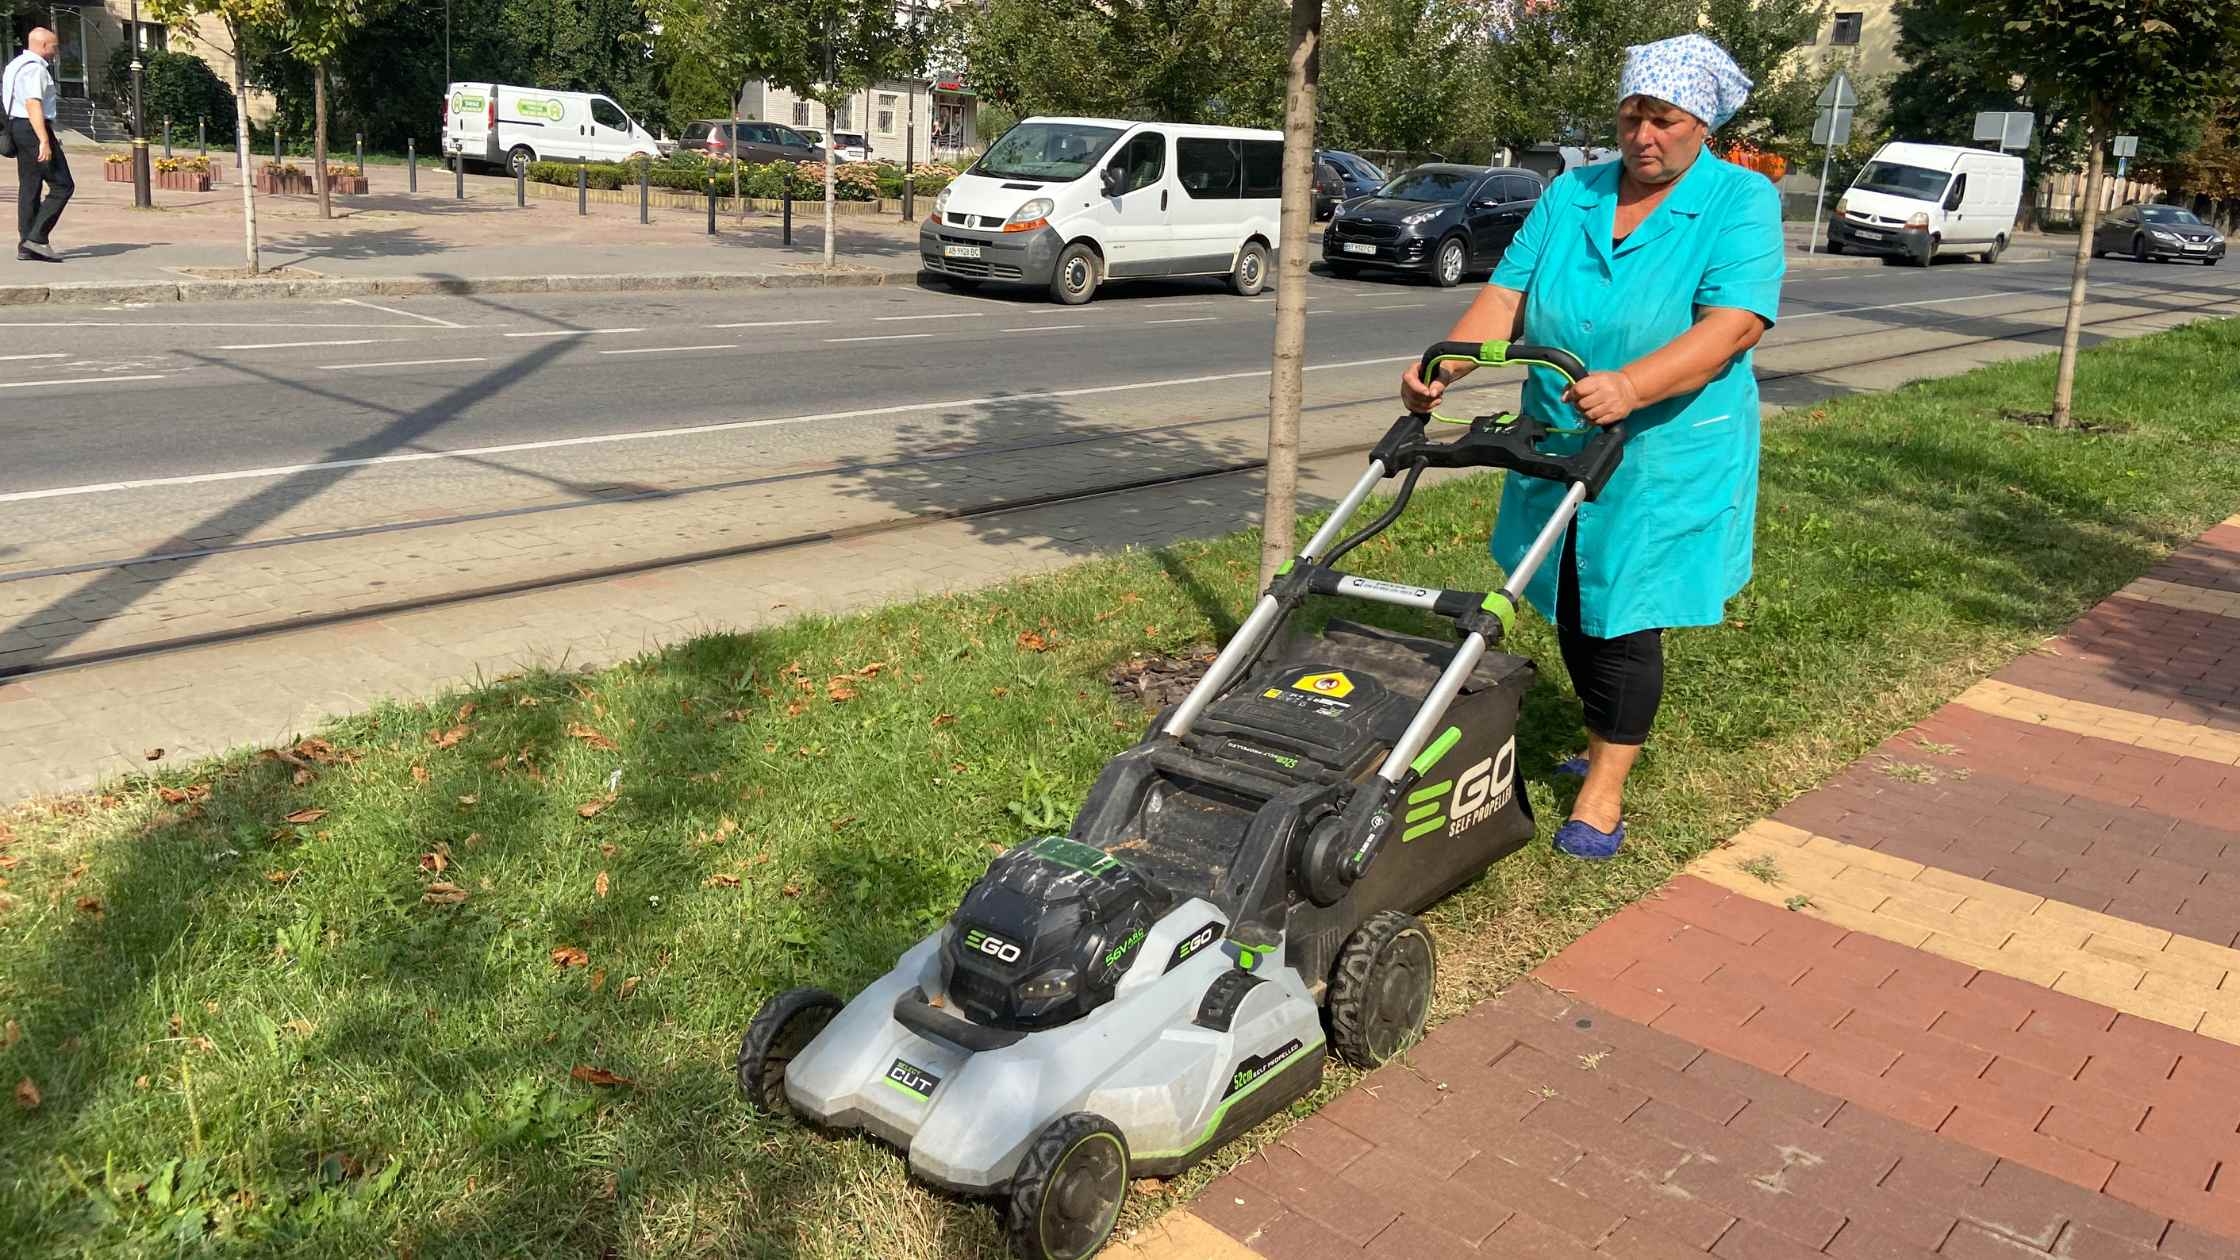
[736,986,842,1118]
[1007,1112,1131,1260]
[1327,910,1435,1068]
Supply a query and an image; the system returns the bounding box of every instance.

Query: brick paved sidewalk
[1121,513,2240,1260]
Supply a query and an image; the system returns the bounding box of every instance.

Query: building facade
[10,1,260,134]
[736,75,978,163]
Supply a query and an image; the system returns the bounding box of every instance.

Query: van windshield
[1854,161,1952,200]
[974,122,1125,181]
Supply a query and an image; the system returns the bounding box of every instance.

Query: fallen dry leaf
[516,694,540,707]
[264,869,297,885]
[551,946,589,969]
[855,661,887,677]
[784,700,807,718]
[826,677,858,702]
[781,881,803,898]
[991,687,1009,698]
[156,784,210,806]
[619,976,640,998]
[422,882,470,906]
[716,817,737,841]
[291,767,317,788]
[418,851,449,875]
[144,748,165,762]
[456,702,478,723]
[14,1077,39,1110]
[577,795,615,819]
[569,1065,633,1088]
[75,896,104,918]
[429,726,468,750]
[457,794,478,808]
[931,712,957,728]
[593,871,609,899]
[568,723,619,752]
[463,832,484,850]
[1017,631,1050,652]
[0,855,17,870]
[704,873,740,888]
[134,1075,149,1089]
[168,1013,183,1036]
[411,763,430,785]
[1,1020,18,1049]
[590,969,607,993]
[284,808,328,825]
[598,841,617,858]
[831,816,857,832]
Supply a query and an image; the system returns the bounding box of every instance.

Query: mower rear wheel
[1327,911,1435,1067]
[737,986,841,1118]
[1007,1112,1131,1260]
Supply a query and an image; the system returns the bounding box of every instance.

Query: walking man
[6,27,72,263]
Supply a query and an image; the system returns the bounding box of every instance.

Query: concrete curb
[0,265,925,307]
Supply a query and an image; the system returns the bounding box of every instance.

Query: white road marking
[0,352,66,362]
[0,320,450,329]
[217,338,391,350]
[334,297,467,328]
[599,343,739,356]
[1370,303,1427,311]
[1003,324,1087,332]
[1142,301,1217,309]
[0,354,1420,503]
[1783,292,2046,321]
[322,356,490,370]
[503,327,644,338]
[0,374,167,391]
[825,332,937,343]
[706,319,833,329]
[1146,317,1218,325]
[874,312,985,322]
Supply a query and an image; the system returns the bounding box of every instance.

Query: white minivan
[919,117,1283,304]
[1827,141,2025,265]
[444,83,661,176]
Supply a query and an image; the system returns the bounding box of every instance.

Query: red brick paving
[1993,597,2240,730]
[2147,524,2240,596]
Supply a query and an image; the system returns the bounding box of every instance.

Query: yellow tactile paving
[1100,1210,1265,1260]
[2115,575,2240,620]
[1953,679,2240,766]
[1690,820,2240,1042]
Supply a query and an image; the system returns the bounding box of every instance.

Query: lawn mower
[737,339,1622,1260]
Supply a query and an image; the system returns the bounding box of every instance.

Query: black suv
[1323,165,1544,286]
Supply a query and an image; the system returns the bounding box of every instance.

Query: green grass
[4,319,2239,1257]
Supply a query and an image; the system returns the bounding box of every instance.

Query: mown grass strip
[2,319,2237,1258]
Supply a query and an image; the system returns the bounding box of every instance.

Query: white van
[919,117,1283,304]
[1827,142,2025,265]
[443,83,661,176]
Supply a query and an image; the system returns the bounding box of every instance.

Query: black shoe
[18,241,59,261]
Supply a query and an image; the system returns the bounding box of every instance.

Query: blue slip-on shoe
[1554,755,1589,778]
[1555,817,1625,860]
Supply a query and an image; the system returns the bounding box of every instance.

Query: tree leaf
[13,1077,38,1109]
[704,873,741,888]
[569,1064,634,1087]
[418,851,449,874]
[551,946,589,969]
[594,870,610,899]
[1017,631,1050,652]
[568,723,619,751]
[411,763,430,784]
[144,748,165,761]
[284,808,328,824]
[578,795,616,819]
[826,677,858,702]
[421,882,469,905]
[429,726,468,750]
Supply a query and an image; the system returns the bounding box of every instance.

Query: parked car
[1314,158,1347,219]
[1322,164,1543,287]
[2093,204,2226,265]
[444,82,660,175]
[1825,141,2023,266]
[677,119,828,165]
[832,131,872,162]
[922,116,1284,304]
[1320,149,1386,198]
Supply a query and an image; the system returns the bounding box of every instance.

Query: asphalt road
[1,252,2235,583]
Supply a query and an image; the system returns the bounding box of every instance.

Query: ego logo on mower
[1164,920,1225,973]
[963,928,1023,965]
[1448,737,1518,837]
[885,1058,942,1101]
[1224,1038,1305,1099]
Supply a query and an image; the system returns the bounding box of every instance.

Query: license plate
[1854,229,1885,240]
[2184,243,2208,251]
[943,244,982,260]
[1342,242,1377,255]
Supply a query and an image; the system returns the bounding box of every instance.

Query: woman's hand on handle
[1562,371,1643,426]
[1400,362,1455,414]
[1399,283,1525,414]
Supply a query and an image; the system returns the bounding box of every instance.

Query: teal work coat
[1486,152,1785,638]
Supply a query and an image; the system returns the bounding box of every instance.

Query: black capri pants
[1554,527,1664,746]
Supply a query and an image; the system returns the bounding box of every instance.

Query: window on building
[878,93,897,136]
[792,101,810,126]
[835,102,852,129]
[1830,11,1863,44]
[123,21,168,53]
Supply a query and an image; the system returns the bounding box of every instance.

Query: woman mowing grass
[1399,33,1784,859]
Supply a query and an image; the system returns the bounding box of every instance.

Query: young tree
[149,0,279,272]
[1263,0,1321,585]
[278,0,372,219]
[1961,0,2240,427]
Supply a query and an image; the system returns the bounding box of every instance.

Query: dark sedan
[1321,165,1543,286]
[677,119,828,165]
[2093,203,2225,265]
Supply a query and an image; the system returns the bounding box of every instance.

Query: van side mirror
[1101,165,1124,197]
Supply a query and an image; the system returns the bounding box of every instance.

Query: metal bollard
[454,154,464,199]
[407,138,416,192]
[516,163,526,207]
[639,162,649,225]
[163,117,172,159]
[706,177,717,235]
[198,118,206,159]
[355,133,364,175]
[782,184,792,245]
[578,163,587,215]
[273,127,281,164]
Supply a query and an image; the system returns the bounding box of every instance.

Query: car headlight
[1401,208,1444,226]
[1016,967,1078,1003]
[1835,196,1850,217]
[2149,228,2180,241]
[1906,212,1930,229]
[929,186,950,219]
[1004,197,1055,232]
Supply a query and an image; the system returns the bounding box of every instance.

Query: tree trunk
[823,99,837,269]
[314,63,331,220]
[1259,0,1321,588]
[2051,108,2106,431]
[230,50,259,274]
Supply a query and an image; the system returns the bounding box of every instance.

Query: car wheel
[2133,235,2151,263]
[507,145,536,178]
[1230,240,1269,297]
[1049,242,1101,305]
[1006,1113,1130,1260]
[1432,237,1468,288]
[1916,235,1938,267]
[1981,234,2005,264]
[1825,238,1845,254]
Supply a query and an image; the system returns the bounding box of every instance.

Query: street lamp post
[129,0,151,208]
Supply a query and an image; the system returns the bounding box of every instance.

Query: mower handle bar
[1388,339,1625,502]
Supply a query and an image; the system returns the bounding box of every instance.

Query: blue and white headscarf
[1618,33,1753,130]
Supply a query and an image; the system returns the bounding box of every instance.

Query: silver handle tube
[1379,633,1487,784]
[1161,460,1388,739]
[1501,480,1587,599]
